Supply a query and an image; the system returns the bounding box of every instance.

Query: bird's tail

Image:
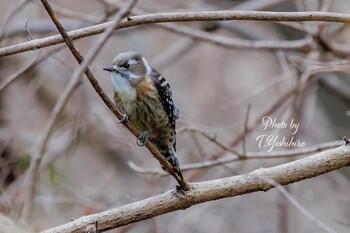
[164,149,183,179]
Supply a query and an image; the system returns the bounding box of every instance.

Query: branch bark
[42,144,350,233]
[2,10,350,57]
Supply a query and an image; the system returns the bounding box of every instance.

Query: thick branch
[1,10,350,57]
[42,145,350,233]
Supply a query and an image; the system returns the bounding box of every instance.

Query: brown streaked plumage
[104,51,183,178]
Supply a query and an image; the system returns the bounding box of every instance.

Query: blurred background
[0,0,349,232]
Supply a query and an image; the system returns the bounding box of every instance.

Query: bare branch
[0,45,65,91]
[2,11,350,57]
[159,23,313,51]
[39,1,102,23]
[4,19,86,38]
[42,145,350,233]
[0,0,29,40]
[24,18,34,41]
[0,52,40,91]
[227,87,297,149]
[264,178,336,233]
[180,127,242,157]
[242,103,252,156]
[129,140,343,175]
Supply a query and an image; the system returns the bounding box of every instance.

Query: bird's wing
[149,69,180,130]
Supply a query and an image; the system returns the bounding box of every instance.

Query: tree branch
[2,10,350,57]
[128,140,344,175]
[0,52,40,91]
[42,144,350,233]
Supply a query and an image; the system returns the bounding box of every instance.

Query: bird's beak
[103,66,114,72]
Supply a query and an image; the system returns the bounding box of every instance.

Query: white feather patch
[142,57,152,75]
[128,59,138,65]
[110,73,136,101]
[160,80,168,87]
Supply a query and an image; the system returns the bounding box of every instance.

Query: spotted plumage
[104,51,183,178]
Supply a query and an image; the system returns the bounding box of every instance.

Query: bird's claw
[137,131,149,147]
[117,113,128,124]
[172,185,186,196]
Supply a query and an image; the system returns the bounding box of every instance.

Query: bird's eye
[122,63,130,69]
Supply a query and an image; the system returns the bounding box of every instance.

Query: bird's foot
[137,130,149,147]
[117,113,128,124]
[171,185,186,196]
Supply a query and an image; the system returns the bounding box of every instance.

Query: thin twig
[2,11,350,57]
[41,1,102,23]
[213,74,289,114]
[242,104,251,157]
[0,45,65,91]
[262,177,336,233]
[4,19,84,38]
[223,87,297,151]
[183,127,242,157]
[0,0,29,41]
[158,23,313,51]
[129,140,343,175]
[24,18,34,41]
[0,52,40,91]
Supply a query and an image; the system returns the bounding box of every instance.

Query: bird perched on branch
[103,51,183,179]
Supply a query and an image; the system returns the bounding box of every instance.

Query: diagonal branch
[2,10,350,57]
[42,144,350,233]
[264,178,336,233]
[0,52,40,91]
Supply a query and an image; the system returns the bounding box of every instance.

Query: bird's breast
[111,73,137,101]
[113,77,169,134]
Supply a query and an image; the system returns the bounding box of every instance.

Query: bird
[103,51,183,179]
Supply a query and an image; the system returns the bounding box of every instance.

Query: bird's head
[103,51,151,85]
